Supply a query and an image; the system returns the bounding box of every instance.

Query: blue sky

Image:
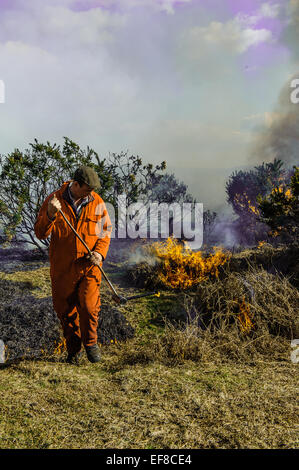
[0,0,298,209]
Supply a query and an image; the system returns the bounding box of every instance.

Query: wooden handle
[58,209,120,299]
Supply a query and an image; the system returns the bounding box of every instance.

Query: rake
[58,209,157,304]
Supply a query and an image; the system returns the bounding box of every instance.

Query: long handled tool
[58,209,157,304]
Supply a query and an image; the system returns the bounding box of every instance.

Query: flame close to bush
[237,297,254,333]
[149,237,230,290]
[53,339,66,355]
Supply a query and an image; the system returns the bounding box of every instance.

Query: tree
[225,159,288,244]
[150,173,194,204]
[203,210,217,246]
[103,154,198,239]
[0,137,113,254]
[258,166,299,243]
[0,139,173,252]
[226,159,285,218]
[104,151,167,207]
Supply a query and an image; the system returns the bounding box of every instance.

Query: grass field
[0,250,298,449]
[1,354,298,449]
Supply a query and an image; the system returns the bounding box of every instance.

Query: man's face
[71,181,93,199]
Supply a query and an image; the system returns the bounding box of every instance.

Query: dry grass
[0,355,298,449]
[0,244,298,449]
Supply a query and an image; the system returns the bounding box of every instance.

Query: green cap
[73,166,101,190]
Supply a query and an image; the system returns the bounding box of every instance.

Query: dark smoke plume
[250,1,299,166]
[250,76,299,166]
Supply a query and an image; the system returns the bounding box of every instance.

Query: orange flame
[234,193,260,216]
[237,298,254,333]
[53,339,66,355]
[149,237,230,289]
[272,185,293,199]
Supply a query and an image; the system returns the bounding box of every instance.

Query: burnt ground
[1,239,298,363]
[0,242,135,362]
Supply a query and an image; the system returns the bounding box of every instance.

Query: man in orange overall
[34,166,112,364]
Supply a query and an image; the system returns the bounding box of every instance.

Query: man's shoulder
[91,191,105,204]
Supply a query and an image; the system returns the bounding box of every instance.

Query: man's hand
[47,194,62,219]
[89,251,103,267]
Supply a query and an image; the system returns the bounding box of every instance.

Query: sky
[0,0,298,211]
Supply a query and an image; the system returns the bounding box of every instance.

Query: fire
[234,193,260,216]
[269,230,280,238]
[149,237,230,289]
[53,339,66,355]
[237,298,254,333]
[272,185,292,199]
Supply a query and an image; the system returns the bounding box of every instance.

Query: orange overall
[34,181,112,354]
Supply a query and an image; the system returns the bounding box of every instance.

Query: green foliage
[258,166,299,242]
[0,138,193,251]
[87,153,195,237]
[225,159,289,244]
[104,151,167,207]
[0,137,113,252]
[203,210,217,245]
[226,159,285,219]
[150,173,194,204]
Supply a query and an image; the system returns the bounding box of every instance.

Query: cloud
[69,0,192,15]
[259,2,281,18]
[0,0,291,210]
[157,0,192,15]
[242,113,265,122]
[0,2,125,51]
[183,15,273,56]
[282,0,299,61]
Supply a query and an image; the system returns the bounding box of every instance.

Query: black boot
[85,344,101,363]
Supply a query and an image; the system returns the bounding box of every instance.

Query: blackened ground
[0,291,135,362]
[0,294,61,361]
[0,244,135,362]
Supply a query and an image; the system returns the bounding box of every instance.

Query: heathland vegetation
[0,139,298,449]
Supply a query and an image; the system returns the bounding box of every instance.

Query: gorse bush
[225,158,294,245]
[0,138,110,252]
[258,166,299,243]
[0,138,192,253]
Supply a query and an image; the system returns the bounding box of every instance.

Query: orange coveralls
[34,181,112,355]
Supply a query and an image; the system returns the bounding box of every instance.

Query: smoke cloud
[250,75,299,166]
[283,0,299,61]
[249,1,299,167]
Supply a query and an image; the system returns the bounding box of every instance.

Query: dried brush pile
[116,269,299,366]
[127,240,299,290]
[127,238,231,291]
[124,240,299,363]
[229,242,299,288]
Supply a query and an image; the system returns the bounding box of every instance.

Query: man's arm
[34,194,62,240]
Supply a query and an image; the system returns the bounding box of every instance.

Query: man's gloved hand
[88,251,103,267]
[47,194,62,219]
